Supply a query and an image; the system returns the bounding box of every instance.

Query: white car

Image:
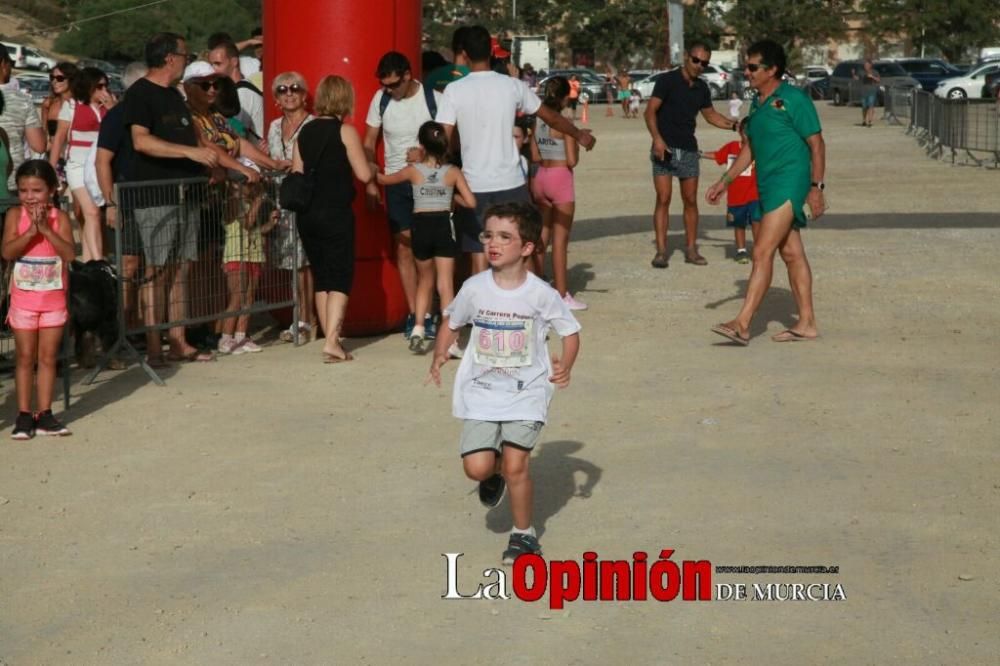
[22,45,57,72]
[934,61,1000,99]
[635,70,671,100]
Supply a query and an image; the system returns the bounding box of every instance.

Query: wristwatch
[811,181,825,191]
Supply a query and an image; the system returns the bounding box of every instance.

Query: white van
[2,42,57,71]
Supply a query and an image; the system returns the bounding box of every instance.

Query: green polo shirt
[746,81,821,225]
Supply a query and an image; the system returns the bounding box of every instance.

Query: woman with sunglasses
[48,66,114,261]
[706,40,825,346]
[267,71,316,343]
[41,62,77,144]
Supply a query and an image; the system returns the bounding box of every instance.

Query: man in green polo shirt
[705,39,826,346]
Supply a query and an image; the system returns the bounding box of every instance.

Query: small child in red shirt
[701,118,759,264]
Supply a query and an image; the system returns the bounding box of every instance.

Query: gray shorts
[457,184,531,253]
[134,203,199,266]
[651,147,700,180]
[460,419,543,457]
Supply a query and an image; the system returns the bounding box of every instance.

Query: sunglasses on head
[276,84,304,95]
[196,80,222,91]
[689,55,710,66]
[50,74,68,83]
[744,63,771,73]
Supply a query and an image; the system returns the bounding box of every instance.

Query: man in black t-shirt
[644,42,738,268]
[122,32,219,366]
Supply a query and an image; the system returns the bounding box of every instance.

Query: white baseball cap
[182,60,218,82]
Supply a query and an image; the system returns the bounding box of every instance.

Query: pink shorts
[223,262,262,279]
[7,306,69,330]
[531,166,575,205]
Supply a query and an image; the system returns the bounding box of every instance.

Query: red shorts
[223,262,262,279]
[7,306,68,330]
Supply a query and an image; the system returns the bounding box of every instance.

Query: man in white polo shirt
[363,50,443,341]
[436,25,596,273]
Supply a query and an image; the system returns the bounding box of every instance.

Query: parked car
[795,65,832,85]
[537,69,615,103]
[934,61,1000,99]
[829,60,920,106]
[803,75,831,100]
[700,64,731,99]
[2,42,56,71]
[634,69,673,99]
[983,71,1000,100]
[627,69,665,100]
[15,75,50,105]
[892,58,965,92]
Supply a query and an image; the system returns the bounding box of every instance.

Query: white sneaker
[448,342,464,359]
[562,293,588,311]
[240,339,263,353]
[218,337,238,354]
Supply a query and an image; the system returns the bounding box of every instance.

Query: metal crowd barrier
[882,86,913,125]
[86,172,302,385]
[903,88,1000,167]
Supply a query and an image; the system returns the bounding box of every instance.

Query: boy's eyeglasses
[276,84,304,95]
[478,231,519,245]
[196,80,222,91]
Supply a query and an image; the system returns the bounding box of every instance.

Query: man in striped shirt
[0,49,46,190]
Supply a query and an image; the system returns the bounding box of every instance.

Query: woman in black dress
[292,75,373,362]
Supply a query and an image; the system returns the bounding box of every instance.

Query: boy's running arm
[427,320,460,387]
[549,332,580,388]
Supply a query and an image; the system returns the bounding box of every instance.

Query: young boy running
[701,117,760,263]
[428,202,581,564]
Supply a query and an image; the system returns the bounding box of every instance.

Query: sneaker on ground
[11,411,35,440]
[502,532,542,565]
[735,250,750,264]
[218,338,238,354]
[408,333,424,353]
[234,339,263,354]
[34,410,70,436]
[403,313,416,340]
[478,473,506,508]
[424,314,438,340]
[562,293,588,311]
[448,342,464,359]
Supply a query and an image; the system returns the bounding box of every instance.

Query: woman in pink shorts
[2,161,76,439]
[530,77,585,310]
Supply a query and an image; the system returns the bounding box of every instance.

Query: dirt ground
[1,101,998,665]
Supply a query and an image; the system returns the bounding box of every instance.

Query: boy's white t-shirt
[445,271,581,423]
[436,71,542,193]
[365,83,442,175]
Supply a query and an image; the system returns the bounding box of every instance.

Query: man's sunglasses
[381,78,406,91]
[689,55,710,66]
[276,84,304,95]
[50,74,68,83]
[196,80,222,91]
[744,63,771,73]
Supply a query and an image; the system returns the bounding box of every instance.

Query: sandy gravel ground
[1,101,998,665]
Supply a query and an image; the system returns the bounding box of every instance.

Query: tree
[864,0,1000,62]
[724,0,851,65]
[54,0,260,60]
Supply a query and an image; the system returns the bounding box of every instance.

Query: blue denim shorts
[726,201,762,229]
[650,147,700,179]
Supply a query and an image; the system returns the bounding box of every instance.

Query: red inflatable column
[263,0,418,336]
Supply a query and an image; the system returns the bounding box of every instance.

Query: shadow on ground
[485,440,602,538]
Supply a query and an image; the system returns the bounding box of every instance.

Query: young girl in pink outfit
[2,161,76,439]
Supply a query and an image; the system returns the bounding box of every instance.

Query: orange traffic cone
[581,102,589,124]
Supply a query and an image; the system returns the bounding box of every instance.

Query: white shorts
[65,159,86,191]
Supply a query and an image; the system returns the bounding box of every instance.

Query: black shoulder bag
[279,121,333,213]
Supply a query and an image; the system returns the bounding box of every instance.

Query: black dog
[68,260,119,368]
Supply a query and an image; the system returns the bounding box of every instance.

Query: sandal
[166,350,216,363]
[711,323,750,346]
[685,249,708,266]
[323,352,354,364]
[651,252,669,269]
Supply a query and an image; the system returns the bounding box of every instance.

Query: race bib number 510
[472,317,533,368]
